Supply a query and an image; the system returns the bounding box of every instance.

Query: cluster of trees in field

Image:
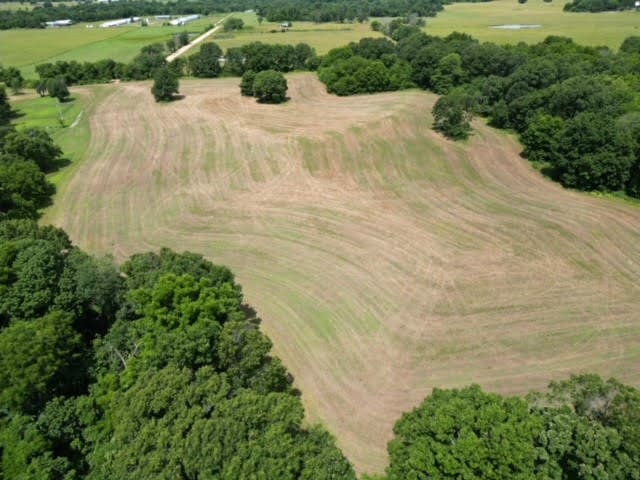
[318,29,640,196]
[2,91,640,479]
[564,0,637,12]
[0,0,481,30]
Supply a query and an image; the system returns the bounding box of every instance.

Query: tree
[224,17,244,31]
[189,42,223,78]
[2,127,65,172]
[387,385,544,480]
[431,52,466,94]
[0,158,55,220]
[240,70,256,96]
[83,365,355,480]
[10,75,23,94]
[0,85,10,126]
[0,311,86,414]
[521,113,566,165]
[178,31,189,47]
[46,76,69,102]
[252,70,288,103]
[432,91,475,140]
[151,67,179,102]
[620,36,640,55]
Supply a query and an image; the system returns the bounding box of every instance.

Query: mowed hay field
[427,0,640,49]
[44,74,640,474]
[202,13,382,55]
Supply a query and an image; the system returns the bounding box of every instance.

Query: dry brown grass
[44,74,640,475]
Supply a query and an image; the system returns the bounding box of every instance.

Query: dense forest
[0,0,474,30]
[2,86,640,478]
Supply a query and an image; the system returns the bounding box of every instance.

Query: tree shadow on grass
[256,96,290,105]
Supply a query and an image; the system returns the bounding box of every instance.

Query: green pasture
[426,0,640,50]
[10,86,108,185]
[0,15,221,78]
[202,13,382,55]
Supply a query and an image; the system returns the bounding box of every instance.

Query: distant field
[426,0,640,49]
[0,2,35,10]
[43,74,640,475]
[200,12,382,55]
[0,15,221,78]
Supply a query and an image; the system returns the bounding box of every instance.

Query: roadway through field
[45,75,640,475]
[165,14,232,62]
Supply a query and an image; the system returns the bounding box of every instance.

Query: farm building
[45,19,73,27]
[100,17,139,28]
[169,14,200,26]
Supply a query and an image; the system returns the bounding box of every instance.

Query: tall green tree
[387,385,544,480]
[189,42,223,78]
[252,69,288,103]
[0,158,55,220]
[432,91,475,140]
[0,86,10,126]
[46,76,69,102]
[0,311,86,414]
[2,128,64,172]
[151,67,179,102]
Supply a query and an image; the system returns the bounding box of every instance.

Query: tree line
[33,39,319,86]
[317,27,640,197]
[1,86,640,479]
[0,0,484,30]
[563,0,637,12]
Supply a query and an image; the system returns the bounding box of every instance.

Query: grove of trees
[387,377,640,479]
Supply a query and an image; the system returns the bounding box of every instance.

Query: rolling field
[43,74,640,475]
[427,0,640,49]
[201,13,382,55]
[0,15,221,78]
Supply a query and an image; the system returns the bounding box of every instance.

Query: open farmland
[201,13,382,55]
[426,0,640,49]
[0,15,221,78]
[44,74,640,475]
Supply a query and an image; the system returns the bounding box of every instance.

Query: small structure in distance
[45,19,73,27]
[100,17,140,28]
[169,14,200,26]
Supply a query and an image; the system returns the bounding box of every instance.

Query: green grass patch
[11,85,110,191]
[0,15,222,79]
[425,0,640,50]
